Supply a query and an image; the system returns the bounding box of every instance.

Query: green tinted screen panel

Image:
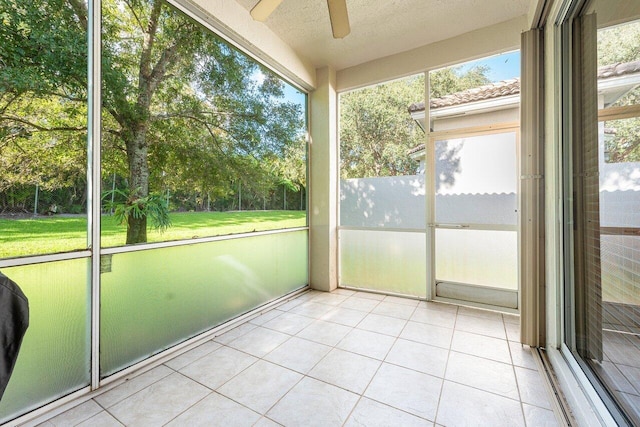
[100,230,307,377]
[0,259,90,424]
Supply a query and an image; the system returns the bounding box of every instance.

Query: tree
[339,76,424,178]
[339,66,491,179]
[598,21,640,163]
[0,0,304,243]
[429,65,491,98]
[0,0,89,212]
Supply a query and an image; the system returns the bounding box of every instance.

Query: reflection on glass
[0,0,88,258]
[101,0,307,248]
[339,229,426,297]
[571,12,640,425]
[0,259,90,424]
[100,231,307,377]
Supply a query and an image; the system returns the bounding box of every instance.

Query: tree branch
[123,0,145,31]
[1,115,86,133]
[67,0,88,31]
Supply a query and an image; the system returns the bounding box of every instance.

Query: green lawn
[0,210,306,258]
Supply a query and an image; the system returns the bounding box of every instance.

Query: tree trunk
[126,215,147,244]
[125,125,150,244]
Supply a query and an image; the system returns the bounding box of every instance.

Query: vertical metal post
[88,0,103,390]
[34,184,39,216]
[425,72,435,301]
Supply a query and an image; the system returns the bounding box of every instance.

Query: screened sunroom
[0,0,639,426]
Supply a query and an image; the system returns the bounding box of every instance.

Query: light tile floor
[40,290,561,426]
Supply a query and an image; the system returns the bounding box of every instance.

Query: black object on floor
[0,271,29,401]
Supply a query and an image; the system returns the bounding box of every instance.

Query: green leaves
[102,188,171,232]
[340,76,424,178]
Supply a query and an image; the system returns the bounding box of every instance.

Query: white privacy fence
[339,161,640,304]
[340,175,517,228]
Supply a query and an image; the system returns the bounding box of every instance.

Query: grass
[0,210,306,259]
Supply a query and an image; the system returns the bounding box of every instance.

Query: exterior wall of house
[433,107,519,131]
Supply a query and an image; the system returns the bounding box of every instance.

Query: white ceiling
[236,0,531,70]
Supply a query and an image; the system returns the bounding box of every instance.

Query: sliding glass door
[562,1,640,424]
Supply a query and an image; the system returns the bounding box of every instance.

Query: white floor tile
[267,377,359,427]
[308,349,381,394]
[253,416,282,426]
[515,366,553,409]
[503,313,520,325]
[508,341,538,370]
[339,297,381,312]
[296,319,352,346]
[164,340,221,371]
[445,352,519,399]
[276,299,304,312]
[289,301,335,319]
[217,360,302,413]
[451,330,511,364]
[95,365,174,408]
[76,411,124,427]
[310,292,349,306]
[420,301,458,314]
[249,309,283,326]
[43,290,560,427]
[383,295,420,307]
[213,322,258,345]
[458,306,504,321]
[333,288,357,296]
[364,363,442,421]
[337,328,396,360]
[436,381,524,427]
[263,336,331,374]
[108,372,210,427]
[46,400,103,426]
[179,346,257,390]
[351,292,386,301]
[372,301,417,320]
[385,338,449,378]
[320,306,368,327]
[455,314,506,339]
[261,312,314,335]
[357,313,407,337]
[505,321,520,341]
[410,308,457,329]
[345,397,431,427]
[227,327,290,357]
[400,321,453,349]
[522,404,561,427]
[166,392,261,426]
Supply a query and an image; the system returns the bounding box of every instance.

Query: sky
[279,50,522,107]
[455,50,521,82]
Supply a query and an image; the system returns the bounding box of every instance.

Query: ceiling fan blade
[327,0,350,38]
[250,0,283,22]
